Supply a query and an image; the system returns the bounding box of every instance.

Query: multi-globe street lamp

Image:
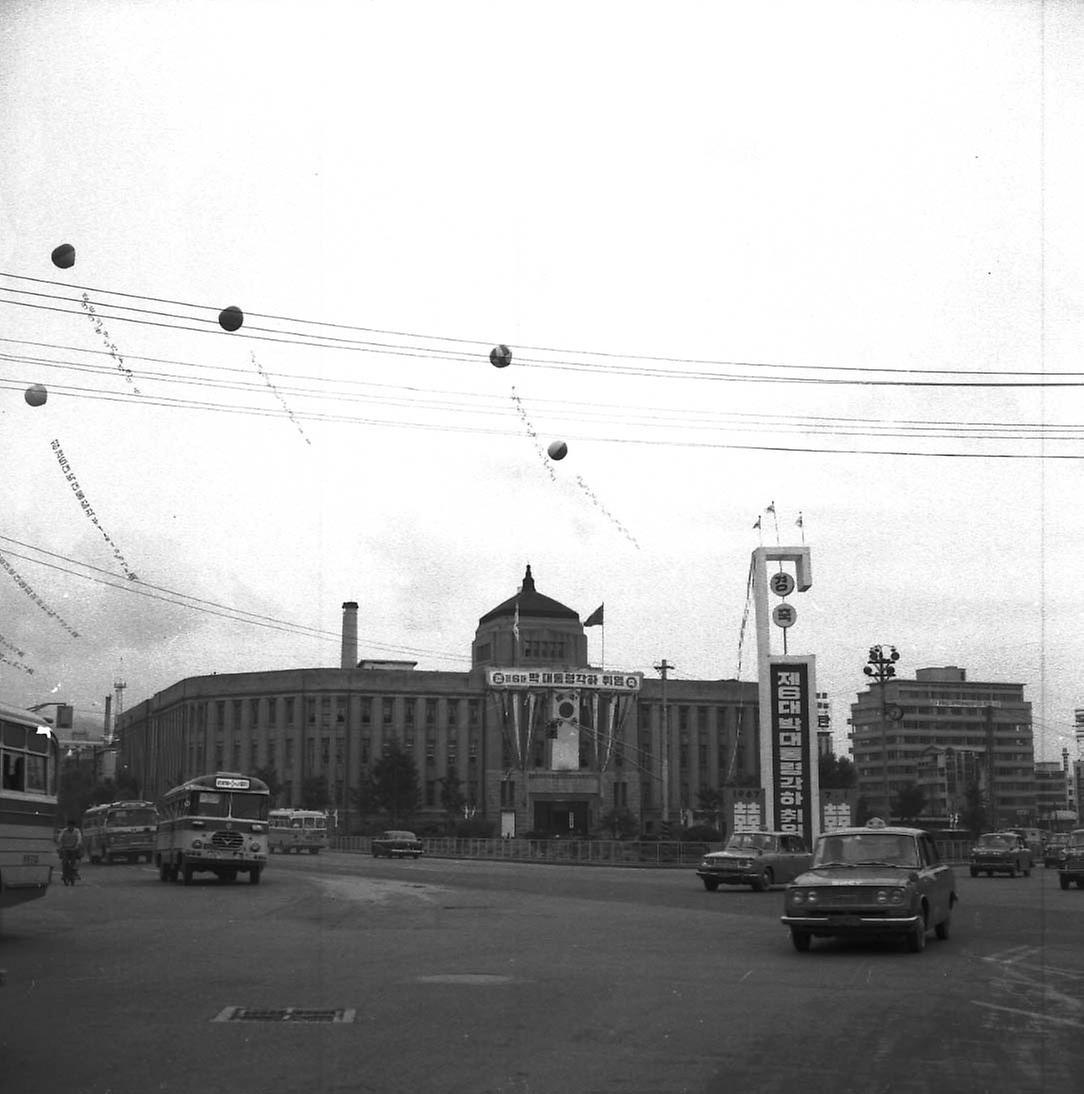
[864,645,901,818]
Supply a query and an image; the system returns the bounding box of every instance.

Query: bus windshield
[108,808,157,827]
[191,791,268,820]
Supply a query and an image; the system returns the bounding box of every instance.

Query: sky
[1,0,1082,762]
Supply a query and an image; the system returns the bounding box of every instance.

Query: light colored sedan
[697,831,812,892]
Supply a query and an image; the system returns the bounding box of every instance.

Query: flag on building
[796,512,803,528]
[766,500,775,514]
[584,604,604,627]
[513,602,520,642]
[753,516,762,530]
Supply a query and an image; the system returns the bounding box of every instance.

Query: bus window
[231,793,269,821]
[3,753,25,791]
[24,753,46,794]
[191,791,229,818]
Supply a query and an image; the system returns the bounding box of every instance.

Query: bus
[0,701,60,909]
[155,771,269,885]
[82,800,159,864]
[268,808,329,855]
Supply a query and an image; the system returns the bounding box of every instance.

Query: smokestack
[103,695,112,742]
[341,601,359,670]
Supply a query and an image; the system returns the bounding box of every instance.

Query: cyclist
[56,818,84,882]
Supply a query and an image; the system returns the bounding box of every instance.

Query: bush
[682,824,722,842]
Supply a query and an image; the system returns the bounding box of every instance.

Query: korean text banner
[769,661,813,838]
[486,668,642,692]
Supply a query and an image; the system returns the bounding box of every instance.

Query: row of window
[186,696,486,731]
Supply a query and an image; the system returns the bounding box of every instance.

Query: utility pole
[864,645,900,819]
[654,659,673,833]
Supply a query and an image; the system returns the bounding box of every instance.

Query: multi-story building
[849,666,1035,826]
[1035,759,1070,829]
[118,566,761,837]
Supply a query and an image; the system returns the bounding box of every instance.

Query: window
[268,697,277,723]
[250,698,260,724]
[447,702,458,728]
[232,699,242,727]
[426,699,437,725]
[500,780,515,808]
[285,697,295,724]
[285,738,294,766]
[382,698,394,725]
[405,700,415,726]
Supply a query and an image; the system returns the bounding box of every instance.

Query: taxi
[780,818,957,953]
[696,830,811,892]
[969,832,1031,878]
[1057,828,1084,890]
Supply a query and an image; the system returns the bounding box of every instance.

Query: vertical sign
[769,661,813,838]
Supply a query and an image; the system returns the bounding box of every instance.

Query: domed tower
[472,564,588,668]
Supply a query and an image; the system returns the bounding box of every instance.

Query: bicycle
[59,849,81,886]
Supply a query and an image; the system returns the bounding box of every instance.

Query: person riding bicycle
[57,819,84,876]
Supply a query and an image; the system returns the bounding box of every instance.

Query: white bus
[0,701,60,908]
[82,800,159,864]
[268,809,329,854]
[155,771,269,885]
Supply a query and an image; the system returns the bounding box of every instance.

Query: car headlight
[192,839,203,849]
[790,890,805,905]
[875,888,906,905]
[737,859,751,869]
[249,842,260,852]
[700,859,711,868]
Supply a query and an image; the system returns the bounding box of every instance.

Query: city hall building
[117,567,761,837]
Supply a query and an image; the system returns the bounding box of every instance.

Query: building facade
[849,665,1035,827]
[118,567,761,837]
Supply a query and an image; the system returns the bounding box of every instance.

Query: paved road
[2,852,1082,1094]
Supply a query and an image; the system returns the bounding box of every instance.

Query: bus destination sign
[215,776,250,790]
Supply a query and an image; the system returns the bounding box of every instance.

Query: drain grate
[213,1007,355,1023]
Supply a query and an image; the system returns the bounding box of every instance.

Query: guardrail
[332,836,977,868]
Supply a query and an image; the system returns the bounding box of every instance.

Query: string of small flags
[0,551,80,638]
[51,440,139,581]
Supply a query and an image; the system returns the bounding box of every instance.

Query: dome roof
[478,565,580,625]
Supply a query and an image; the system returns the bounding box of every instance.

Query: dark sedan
[371,830,424,859]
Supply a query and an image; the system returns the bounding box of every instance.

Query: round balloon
[547,440,568,461]
[218,306,244,332]
[25,383,48,407]
[489,344,512,368]
[51,244,75,270]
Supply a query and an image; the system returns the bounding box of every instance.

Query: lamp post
[864,645,900,818]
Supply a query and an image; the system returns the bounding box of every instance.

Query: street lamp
[864,645,900,819]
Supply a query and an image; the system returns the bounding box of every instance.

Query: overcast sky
[2,0,1082,762]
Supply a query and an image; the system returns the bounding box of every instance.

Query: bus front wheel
[249,866,262,885]
[182,864,194,886]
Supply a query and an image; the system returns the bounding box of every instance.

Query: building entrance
[533,800,589,837]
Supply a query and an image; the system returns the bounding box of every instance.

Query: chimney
[341,601,359,670]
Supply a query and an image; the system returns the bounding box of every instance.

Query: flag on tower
[796,512,803,528]
[513,603,520,642]
[753,516,762,530]
[584,604,604,627]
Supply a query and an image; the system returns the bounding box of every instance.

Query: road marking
[971,1001,1084,1030]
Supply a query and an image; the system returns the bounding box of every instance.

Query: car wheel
[1009,865,1018,878]
[906,912,928,953]
[790,929,811,953]
[752,868,774,893]
[249,865,262,885]
[1059,874,1070,890]
[1024,865,1031,877]
[701,878,720,892]
[969,866,977,878]
[935,914,951,941]
[182,864,194,886]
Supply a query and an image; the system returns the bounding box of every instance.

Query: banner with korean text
[486,668,642,692]
[768,659,814,838]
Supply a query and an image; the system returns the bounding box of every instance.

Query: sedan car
[1042,834,1069,869]
[371,830,424,859]
[1057,829,1084,890]
[697,830,811,892]
[780,818,957,953]
[969,832,1031,877]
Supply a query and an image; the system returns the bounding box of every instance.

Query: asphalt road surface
[2,851,1082,1094]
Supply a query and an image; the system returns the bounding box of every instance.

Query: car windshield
[725,833,773,852]
[813,832,919,868]
[976,834,1015,849]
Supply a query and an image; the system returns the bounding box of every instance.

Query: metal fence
[331,836,976,868]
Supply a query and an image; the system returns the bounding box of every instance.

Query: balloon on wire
[25,384,48,407]
[51,244,76,270]
[547,440,568,461]
[218,306,245,332]
[490,344,513,368]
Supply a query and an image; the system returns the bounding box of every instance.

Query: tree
[695,786,723,826]
[351,770,378,818]
[252,765,283,806]
[371,741,420,823]
[439,771,467,819]
[959,779,988,836]
[301,774,330,810]
[599,806,639,839]
[819,753,857,789]
[891,781,927,824]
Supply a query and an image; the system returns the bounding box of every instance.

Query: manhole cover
[213,1007,355,1023]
